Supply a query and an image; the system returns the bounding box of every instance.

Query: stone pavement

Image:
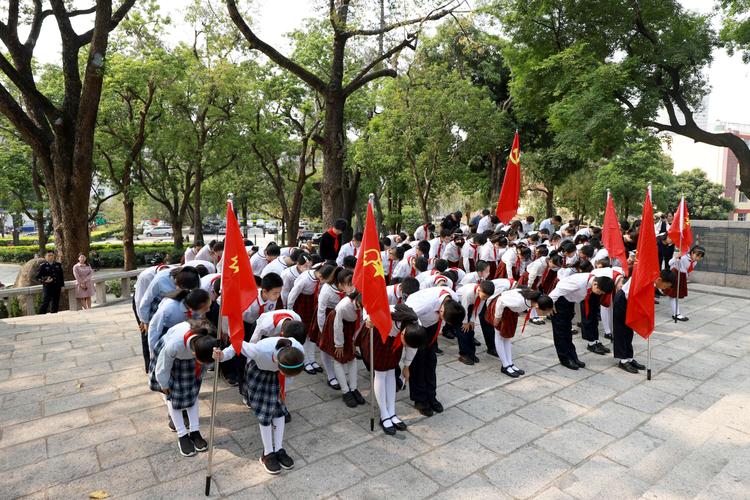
[1,291,749,499]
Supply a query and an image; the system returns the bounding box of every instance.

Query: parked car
[145,225,172,237]
[218,225,226,235]
[255,219,266,229]
[265,223,278,234]
[312,232,323,244]
[246,220,254,229]
[297,230,316,242]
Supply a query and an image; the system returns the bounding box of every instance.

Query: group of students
[134,210,706,474]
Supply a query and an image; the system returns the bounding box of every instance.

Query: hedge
[0,226,123,247]
[0,242,182,267]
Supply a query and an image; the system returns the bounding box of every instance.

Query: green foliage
[674,169,735,220]
[106,280,122,298]
[0,242,180,266]
[9,297,22,318]
[719,0,750,62]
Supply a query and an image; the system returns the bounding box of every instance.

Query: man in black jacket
[319,219,347,263]
[36,250,65,314]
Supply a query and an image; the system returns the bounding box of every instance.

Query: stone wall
[689,220,750,289]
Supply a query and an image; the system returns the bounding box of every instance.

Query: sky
[26,0,750,127]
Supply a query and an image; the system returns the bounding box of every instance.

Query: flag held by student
[353,197,392,342]
[602,191,629,276]
[221,200,257,353]
[668,196,693,253]
[495,130,521,224]
[626,190,660,338]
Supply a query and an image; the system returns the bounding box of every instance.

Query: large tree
[226,0,464,225]
[0,0,136,277]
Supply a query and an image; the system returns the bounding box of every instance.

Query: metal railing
[0,269,142,316]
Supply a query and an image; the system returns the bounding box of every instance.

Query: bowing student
[336,232,362,266]
[280,252,312,307]
[314,268,355,388]
[456,280,495,365]
[459,260,491,285]
[147,288,211,353]
[414,222,435,242]
[386,277,420,305]
[249,309,304,343]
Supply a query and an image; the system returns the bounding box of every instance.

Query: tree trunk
[545,187,554,218]
[241,198,248,239]
[418,194,430,224]
[321,95,346,225]
[170,212,184,248]
[396,196,403,233]
[373,191,385,235]
[34,212,47,255]
[489,151,502,202]
[123,198,136,270]
[193,168,204,243]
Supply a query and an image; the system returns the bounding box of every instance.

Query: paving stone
[96,429,174,469]
[0,448,100,498]
[577,402,650,438]
[558,456,629,499]
[47,458,156,500]
[500,374,565,402]
[432,473,511,500]
[484,446,570,498]
[338,462,439,500]
[88,392,165,423]
[287,419,373,463]
[456,387,526,422]
[600,430,665,467]
[0,438,47,473]
[47,417,138,457]
[268,454,366,499]
[614,384,679,414]
[472,413,546,455]
[412,436,498,486]
[343,431,431,476]
[515,396,587,430]
[556,379,617,408]
[407,407,483,446]
[0,400,43,427]
[43,385,121,416]
[535,421,614,464]
[149,432,242,482]
[123,471,225,499]
[0,408,91,448]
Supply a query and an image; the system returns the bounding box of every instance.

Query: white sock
[272,416,285,452]
[494,332,511,367]
[259,424,274,455]
[620,358,632,363]
[530,308,539,319]
[320,351,336,380]
[670,298,679,316]
[167,400,188,437]
[386,369,397,419]
[601,306,612,334]
[186,401,200,433]
[503,338,514,366]
[374,370,390,422]
[333,361,350,393]
[304,340,316,364]
[348,361,358,391]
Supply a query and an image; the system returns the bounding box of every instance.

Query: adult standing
[657,213,675,270]
[73,254,95,309]
[36,250,64,314]
[319,219,346,263]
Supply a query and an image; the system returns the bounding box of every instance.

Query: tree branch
[77,0,137,46]
[345,68,398,96]
[344,0,463,37]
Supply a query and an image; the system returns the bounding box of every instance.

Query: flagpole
[205,194,232,496]
[647,184,653,382]
[674,194,683,325]
[368,194,377,432]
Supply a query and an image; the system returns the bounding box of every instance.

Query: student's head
[45,250,56,263]
[335,268,355,294]
[552,215,563,225]
[591,276,615,295]
[194,240,204,249]
[490,215,500,225]
[547,252,564,271]
[212,277,221,298]
[194,264,209,278]
[492,236,508,248]
[478,280,495,300]
[174,267,201,291]
[275,338,305,376]
[400,277,420,298]
[416,240,431,257]
[265,243,281,261]
[578,245,594,261]
[439,228,452,242]
[476,260,490,279]
[690,245,706,261]
[333,219,347,234]
[414,256,429,273]
[576,261,594,273]
[281,320,306,345]
[261,273,284,302]
[77,253,87,265]
[526,215,535,224]
[440,299,465,327]
[296,252,312,272]
[482,209,490,216]
[190,322,218,364]
[473,233,488,246]
[185,289,211,314]
[519,247,532,261]
[560,241,576,257]
[342,255,357,270]
[655,270,675,291]
[535,246,549,259]
[589,237,602,250]
[442,270,458,286]
[596,257,611,269]
[212,241,225,259]
[519,288,553,315]
[573,234,589,246]
[433,259,449,272]
[389,245,405,261]
[311,253,324,265]
[351,232,363,246]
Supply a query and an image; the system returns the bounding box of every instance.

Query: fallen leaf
[77,382,84,390]
[88,490,109,499]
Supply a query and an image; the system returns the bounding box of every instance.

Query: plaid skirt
[539,269,558,295]
[240,360,286,426]
[319,310,357,364]
[497,307,520,339]
[358,328,402,371]
[293,292,317,331]
[665,271,688,299]
[148,337,203,410]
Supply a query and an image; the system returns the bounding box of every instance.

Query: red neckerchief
[687,258,695,273]
[471,243,478,261]
[422,224,428,238]
[432,290,452,345]
[156,264,168,272]
[387,259,394,279]
[273,312,294,328]
[327,228,339,252]
[256,296,266,315]
[409,256,416,277]
[334,287,345,299]
[352,243,359,258]
[508,277,516,288]
[310,274,321,311]
[183,331,202,377]
[521,308,532,334]
[272,350,287,403]
[472,284,481,322]
[583,275,595,317]
[392,284,402,304]
[437,241,443,259]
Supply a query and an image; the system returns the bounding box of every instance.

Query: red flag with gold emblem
[353,198,392,342]
[668,196,693,253]
[495,130,521,224]
[626,189,660,339]
[221,201,257,353]
[602,191,629,276]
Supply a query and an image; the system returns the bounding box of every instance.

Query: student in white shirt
[456,281,495,365]
[413,223,435,241]
[336,232,362,266]
[459,260,491,285]
[476,209,492,234]
[665,246,705,321]
[249,310,303,343]
[314,269,355,388]
[462,234,486,272]
[251,243,281,277]
[319,293,363,407]
[280,252,312,307]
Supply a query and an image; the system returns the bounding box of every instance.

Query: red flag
[495,130,521,224]
[667,196,693,253]
[625,190,660,339]
[221,201,257,353]
[353,198,392,342]
[602,192,629,276]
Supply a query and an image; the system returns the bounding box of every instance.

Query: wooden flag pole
[205,194,232,496]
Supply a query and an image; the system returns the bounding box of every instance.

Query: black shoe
[561,358,579,370]
[285,412,292,423]
[574,358,586,368]
[222,372,239,386]
[571,328,578,335]
[275,448,294,470]
[458,355,474,365]
[178,434,196,457]
[599,344,611,354]
[389,416,407,431]
[486,349,499,358]
[352,389,366,405]
[587,343,608,355]
[168,416,176,432]
[442,331,455,340]
[304,363,317,375]
[618,361,639,374]
[630,359,646,370]
[501,365,520,378]
[355,351,362,360]
[380,419,397,436]
[654,299,660,305]
[189,431,208,452]
[530,318,546,326]
[510,365,525,375]
[312,362,323,373]
[471,355,480,363]
[328,378,341,390]
[415,401,434,417]
[260,452,281,475]
[429,399,444,413]
[343,391,358,408]
[473,338,481,346]
[435,347,444,356]
[673,315,689,322]
[604,333,613,340]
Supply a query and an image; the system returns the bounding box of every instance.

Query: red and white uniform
[280,265,303,307]
[413,224,430,241]
[386,284,405,305]
[249,310,302,343]
[442,241,462,266]
[462,242,481,271]
[457,283,486,327]
[242,293,277,324]
[404,286,459,329]
[549,273,593,304]
[526,258,547,289]
[250,250,271,276]
[200,273,222,302]
[476,215,492,234]
[261,257,287,278]
[336,241,360,266]
[493,288,532,339]
[316,283,346,332]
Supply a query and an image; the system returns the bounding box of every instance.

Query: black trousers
[454,323,476,358]
[612,290,634,359]
[409,324,438,404]
[659,243,675,270]
[551,297,578,363]
[580,293,601,342]
[133,297,150,372]
[39,285,61,314]
[478,304,496,353]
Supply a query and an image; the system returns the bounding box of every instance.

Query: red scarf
[392,284,402,304]
[183,332,202,377]
[521,309,532,334]
[471,244,478,261]
[471,284,481,322]
[327,228,340,252]
[432,290,452,345]
[583,275,595,317]
[273,312,294,328]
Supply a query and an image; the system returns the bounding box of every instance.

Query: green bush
[0,242,181,266]
[9,297,22,317]
[106,279,122,298]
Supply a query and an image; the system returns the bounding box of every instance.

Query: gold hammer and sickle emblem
[363,249,385,279]
[509,147,520,164]
[229,255,240,273]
